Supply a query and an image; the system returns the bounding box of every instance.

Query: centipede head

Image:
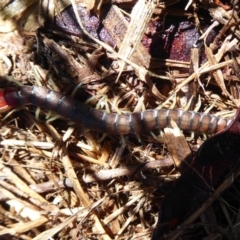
[0,88,13,113]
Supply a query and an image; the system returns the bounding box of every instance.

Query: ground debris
[0,0,240,239]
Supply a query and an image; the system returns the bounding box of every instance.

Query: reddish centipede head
[0,88,13,113]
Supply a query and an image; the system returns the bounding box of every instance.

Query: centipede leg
[98,133,107,143]
[120,135,126,145]
[136,134,142,143]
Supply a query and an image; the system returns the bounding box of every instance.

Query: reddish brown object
[0,89,8,109]
[148,19,202,62]
[0,86,231,134]
[54,6,115,46]
[0,88,14,112]
[169,21,200,62]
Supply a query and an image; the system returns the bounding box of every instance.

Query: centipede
[0,85,232,135]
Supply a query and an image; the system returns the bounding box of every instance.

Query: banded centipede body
[0,86,231,135]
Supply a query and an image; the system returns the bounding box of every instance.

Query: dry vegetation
[0,0,240,239]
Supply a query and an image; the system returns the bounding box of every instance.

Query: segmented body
[1,86,231,134]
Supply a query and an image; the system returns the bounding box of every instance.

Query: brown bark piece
[103,4,151,68]
[164,120,192,171]
[103,4,166,100]
[43,37,101,83]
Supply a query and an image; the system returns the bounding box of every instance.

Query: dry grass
[0,0,240,239]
